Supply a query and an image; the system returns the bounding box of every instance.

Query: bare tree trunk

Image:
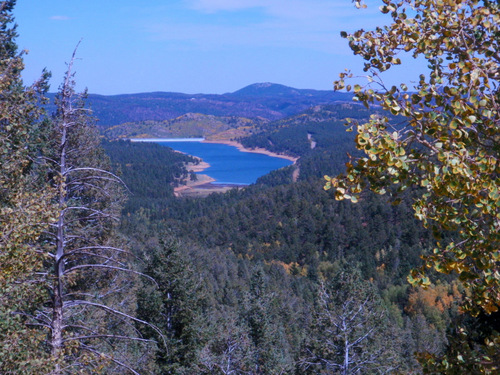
[41,44,164,373]
[299,271,394,374]
[342,317,349,375]
[343,342,349,374]
[50,293,63,374]
[50,48,71,373]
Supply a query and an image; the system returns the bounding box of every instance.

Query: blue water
[155,141,293,185]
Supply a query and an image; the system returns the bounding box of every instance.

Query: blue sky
[15,0,424,95]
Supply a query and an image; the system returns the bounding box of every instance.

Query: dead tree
[300,269,401,374]
[31,45,164,374]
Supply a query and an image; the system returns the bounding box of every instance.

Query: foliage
[18,49,159,374]
[324,0,500,372]
[6,0,496,370]
[166,180,430,285]
[0,1,57,372]
[324,0,499,318]
[299,267,403,374]
[418,323,500,374]
[238,104,369,158]
[240,268,295,374]
[199,310,255,375]
[102,139,197,212]
[103,114,267,141]
[108,105,462,373]
[135,227,208,374]
[124,212,313,374]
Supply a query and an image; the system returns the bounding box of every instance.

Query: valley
[99,91,452,373]
[94,83,475,373]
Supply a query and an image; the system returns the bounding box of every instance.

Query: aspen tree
[324,0,499,371]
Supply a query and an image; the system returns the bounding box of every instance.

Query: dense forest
[1,0,498,374]
[103,106,456,374]
[44,83,354,128]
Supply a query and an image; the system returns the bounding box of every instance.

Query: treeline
[101,103,464,373]
[102,140,197,211]
[238,104,392,157]
[122,211,454,374]
[165,181,429,283]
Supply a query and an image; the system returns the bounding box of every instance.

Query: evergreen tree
[300,268,402,374]
[136,227,209,374]
[241,267,295,374]
[0,1,57,372]
[199,310,255,375]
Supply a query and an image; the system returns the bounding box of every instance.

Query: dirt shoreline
[174,174,216,197]
[173,139,297,197]
[186,159,210,172]
[203,139,298,163]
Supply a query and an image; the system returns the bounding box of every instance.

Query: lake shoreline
[203,139,298,164]
[174,173,218,197]
[185,158,211,172]
[170,139,297,197]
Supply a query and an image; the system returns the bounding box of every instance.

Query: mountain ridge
[46,83,353,127]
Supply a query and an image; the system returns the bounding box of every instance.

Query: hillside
[46,83,353,127]
[104,113,269,141]
[104,101,453,374]
[102,103,379,143]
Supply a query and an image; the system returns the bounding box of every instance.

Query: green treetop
[0,1,57,372]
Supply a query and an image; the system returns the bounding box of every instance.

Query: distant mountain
[230,82,343,100]
[46,83,353,127]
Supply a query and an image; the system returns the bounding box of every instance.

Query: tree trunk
[51,289,63,375]
[343,318,349,375]
[50,79,68,373]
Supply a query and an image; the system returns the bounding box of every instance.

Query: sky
[15,0,425,95]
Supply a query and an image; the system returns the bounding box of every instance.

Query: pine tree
[135,226,209,374]
[241,267,295,374]
[300,268,402,374]
[0,1,57,372]
[199,310,255,375]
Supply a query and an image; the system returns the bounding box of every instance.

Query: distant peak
[231,83,301,97]
[253,82,274,88]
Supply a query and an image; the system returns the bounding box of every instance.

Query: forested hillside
[45,83,353,127]
[101,140,198,210]
[103,113,269,141]
[101,102,459,373]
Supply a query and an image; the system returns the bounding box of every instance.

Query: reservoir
[154,140,293,185]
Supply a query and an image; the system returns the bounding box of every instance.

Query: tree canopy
[325,0,499,371]
[325,0,499,315]
[0,1,57,372]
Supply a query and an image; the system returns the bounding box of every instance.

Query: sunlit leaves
[327,0,500,321]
